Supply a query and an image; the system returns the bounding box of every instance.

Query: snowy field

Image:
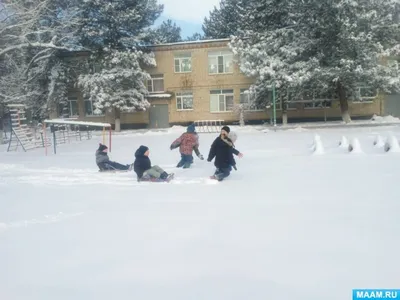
[1,125,399,300]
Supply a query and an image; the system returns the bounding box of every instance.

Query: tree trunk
[282,112,288,125]
[239,106,245,127]
[114,108,121,132]
[0,130,3,145]
[337,81,351,123]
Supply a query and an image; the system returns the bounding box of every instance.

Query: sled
[138,173,174,183]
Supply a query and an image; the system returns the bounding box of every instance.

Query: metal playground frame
[194,120,224,133]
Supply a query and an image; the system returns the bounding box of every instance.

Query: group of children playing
[95,124,243,182]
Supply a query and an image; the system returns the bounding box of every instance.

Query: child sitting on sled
[133,145,173,182]
[170,123,204,168]
[95,143,132,171]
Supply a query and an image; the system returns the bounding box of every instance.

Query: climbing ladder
[7,104,36,152]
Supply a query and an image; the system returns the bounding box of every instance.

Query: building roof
[59,38,233,57]
[149,38,231,47]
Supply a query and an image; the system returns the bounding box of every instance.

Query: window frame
[66,97,79,117]
[208,50,233,74]
[147,74,164,93]
[239,88,264,112]
[84,98,104,116]
[209,89,234,113]
[176,91,194,111]
[174,53,192,73]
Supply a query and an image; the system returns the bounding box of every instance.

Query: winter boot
[183,162,191,169]
[160,172,169,180]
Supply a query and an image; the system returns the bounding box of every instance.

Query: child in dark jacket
[95,143,132,171]
[207,126,243,181]
[170,123,204,168]
[133,145,173,181]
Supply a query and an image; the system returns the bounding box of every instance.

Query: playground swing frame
[43,119,112,155]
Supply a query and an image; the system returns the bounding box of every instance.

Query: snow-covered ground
[1,125,399,300]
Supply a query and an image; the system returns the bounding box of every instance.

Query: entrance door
[384,94,400,117]
[149,104,169,128]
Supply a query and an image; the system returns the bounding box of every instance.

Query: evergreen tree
[230,0,400,122]
[202,0,256,39]
[154,19,182,43]
[76,0,163,131]
[185,32,204,41]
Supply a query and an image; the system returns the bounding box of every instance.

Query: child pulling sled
[170,123,204,168]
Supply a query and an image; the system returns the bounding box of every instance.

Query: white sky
[159,0,220,23]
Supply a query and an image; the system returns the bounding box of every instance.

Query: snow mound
[311,134,324,155]
[338,136,349,148]
[348,138,363,153]
[167,125,186,133]
[288,127,309,132]
[373,135,385,147]
[384,136,400,152]
[371,114,400,123]
[231,125,262,133]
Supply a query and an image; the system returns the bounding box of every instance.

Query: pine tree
[203,0,255,39]
[154,19,182,43]
[230,0,400,123]
[76,0,163,131]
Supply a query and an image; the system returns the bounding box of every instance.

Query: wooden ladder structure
[7,104,36,152]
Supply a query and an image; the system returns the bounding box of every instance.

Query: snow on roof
[150,38,231,48]
[146,93,172,98]
[44,119,111,127]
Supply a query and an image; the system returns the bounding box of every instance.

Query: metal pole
[52,127,56,154]
[272,83,277,128]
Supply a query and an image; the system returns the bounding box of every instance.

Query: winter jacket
[133,146,151,178]
[170,132,199,155]
[95,150,110,164]
[207,135,240,169]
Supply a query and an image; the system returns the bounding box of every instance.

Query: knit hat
[135,145,149,156]
[187,123,195,133]
[221,126,230,133]
[98,143,108,151]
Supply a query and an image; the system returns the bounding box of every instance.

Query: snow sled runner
[99,169,130,173]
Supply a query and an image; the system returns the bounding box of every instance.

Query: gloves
[207,158,211,162]
[170,145,173,150]
[199,154,204,160]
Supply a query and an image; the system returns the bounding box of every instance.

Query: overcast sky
[157,0,220,37]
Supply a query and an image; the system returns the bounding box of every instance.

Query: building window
[208,50,233,74]
[147,74,164,93]
[352,86,377,103]
[240,89,264,111]
[301,90,332,109]
[84,98,104,116]
[176,91,193,110]
[210,89,234,112]
[174,53,191,73]
[59,97,78,117]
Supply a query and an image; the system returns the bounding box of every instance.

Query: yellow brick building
[58,38,383,129]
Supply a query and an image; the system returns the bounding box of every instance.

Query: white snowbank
[338,136,349,148]
[348,138,363,153]
[384,136,400,152]
[371,114,400,123]
[287,127,309,132]
[373,135,385,147]
[311,134,324,154]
